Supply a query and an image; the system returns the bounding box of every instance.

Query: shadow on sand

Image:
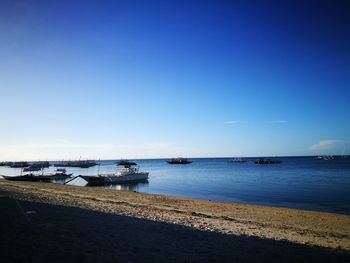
[0,195,349,263]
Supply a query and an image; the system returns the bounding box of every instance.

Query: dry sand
[0,180,349,262]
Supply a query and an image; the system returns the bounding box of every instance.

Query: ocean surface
[1,157,350,214]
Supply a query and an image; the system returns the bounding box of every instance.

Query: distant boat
[228,158,247,163]
[71,162,149,186]
[30,161,50,168]
[167,157,192,164]
[0,161,14,167]
[9,162,30,168]
[117,160,137,166]
[54,160,98,168]
[254,159,282,164]
[316,156,335,161]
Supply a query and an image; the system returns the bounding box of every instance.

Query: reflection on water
[101,181,149,191]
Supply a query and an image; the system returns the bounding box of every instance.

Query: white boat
[69,162,149,185]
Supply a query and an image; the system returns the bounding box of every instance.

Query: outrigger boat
[68,162,149,186]
[167,157,192,164]
[2,168,72,182]
[54,160,98,168]
[10,162,30,168]
[228,158,247,163]
[254,159,282,164]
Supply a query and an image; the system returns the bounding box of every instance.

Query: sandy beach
[0,179,349,262]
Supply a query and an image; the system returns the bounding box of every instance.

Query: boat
[54,160,98,168]
[2,168,72,182]
[117,159,137,166]
[167,157,192,164]
[254,159,282,164]
[228,158,247,163]
[9,161,30,168]
[316,155,335,160]
[71,162,149,186]
[29,161,50,168]
[44,168,73,179]
[2,174,52,182]
[0,161,13,167]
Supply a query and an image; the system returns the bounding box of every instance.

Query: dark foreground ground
[0,192,349,263]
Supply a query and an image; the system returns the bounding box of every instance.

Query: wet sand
[0,180,349,262]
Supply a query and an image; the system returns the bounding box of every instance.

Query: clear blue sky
[0,0,349,160]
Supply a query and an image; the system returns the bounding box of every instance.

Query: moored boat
[2,168,72,182]
[44,168,73,179]
[0,161,14,167]
[167,157,192,164]
[54,160,98,168]
[70,162,149,186]
[116,160,137,166]
[254,159,282,164]
[10,162,30,168]
[30,161,50,168]
[228,158,247,163]
[2,175,52,182]
[316,156,335,161]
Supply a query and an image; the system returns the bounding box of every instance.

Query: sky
[0,0,349,160]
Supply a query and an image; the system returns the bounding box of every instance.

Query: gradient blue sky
[1,0,349,160]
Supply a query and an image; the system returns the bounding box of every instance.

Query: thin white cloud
[309,140,337,151]
[224,120,238,124]
[268,120,288,124]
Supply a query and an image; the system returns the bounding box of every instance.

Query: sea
[1,156,350,215]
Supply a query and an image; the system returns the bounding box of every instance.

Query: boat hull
[80,173,149,186]
[167,161,192,164]
[2,175,52,182]
[254,159,282,164]
[2,173,72,182]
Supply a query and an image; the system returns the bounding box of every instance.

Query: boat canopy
[23,167,41,172]
[56,168,67,173]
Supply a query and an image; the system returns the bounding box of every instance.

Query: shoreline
[1,180,349,252]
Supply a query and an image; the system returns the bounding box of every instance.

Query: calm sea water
[1,157,350,214]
